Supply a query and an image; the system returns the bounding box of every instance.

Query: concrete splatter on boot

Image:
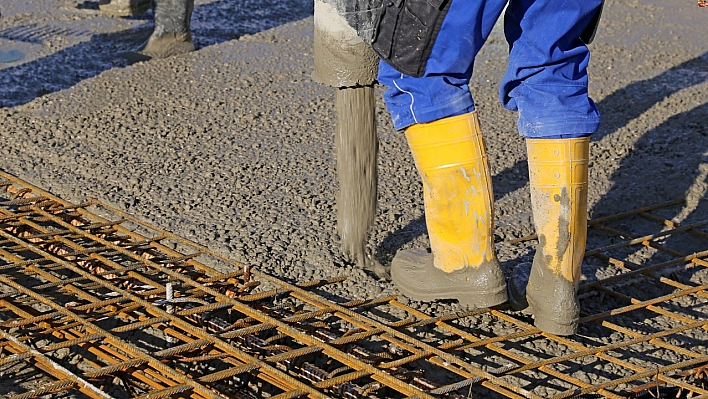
[390,112,507,309]
[508,137,590,336]
[132,0,195,60]
[99,0,150,17]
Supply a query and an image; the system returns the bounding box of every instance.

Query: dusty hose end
[313,0,379,88]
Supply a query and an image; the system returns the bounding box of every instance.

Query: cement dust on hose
[335,86,388,279]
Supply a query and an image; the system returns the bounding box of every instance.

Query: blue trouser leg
[377,0,603,138]
[500,0,602,138]
[378,0,507,130]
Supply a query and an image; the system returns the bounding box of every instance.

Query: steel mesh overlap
[0,171,706,399]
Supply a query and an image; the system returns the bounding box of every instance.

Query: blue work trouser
[377,0,603,138]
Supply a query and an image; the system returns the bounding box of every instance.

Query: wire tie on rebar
[2,311,62,328]
[54,200,98,211]
[341,295,398,311]
[434,339,464,352]
[197,269,245,283]
[71,296,127,311]
[406,309,489,329]
[314,369,371,391]
[383,351,437,370]
[282,308,333,324]
[387,317,417,328]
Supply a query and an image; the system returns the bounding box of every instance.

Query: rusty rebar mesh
[0,171,707,399]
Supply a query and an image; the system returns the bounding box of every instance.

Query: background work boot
[391,112,507,308]
[133,0,195,59]
[99,0,150,17]
[508,137,590,336]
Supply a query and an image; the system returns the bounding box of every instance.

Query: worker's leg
[392,111,507,308]
[499,0,602,138]
[99,0,150,17]
[508,138,590,335]
[501,0,603,335]
[138,0,195,59]
[377,0,509,308]
[378,0,507,130]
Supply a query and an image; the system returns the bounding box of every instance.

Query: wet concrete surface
[0,0,707,396]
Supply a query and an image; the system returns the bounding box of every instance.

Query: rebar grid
[0,171,706,399]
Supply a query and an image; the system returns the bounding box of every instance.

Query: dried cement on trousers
[335,86,386,277]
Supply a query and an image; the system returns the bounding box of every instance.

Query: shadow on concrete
[583,51,708,227]
[0,0,313,108]
[374,51,708,266]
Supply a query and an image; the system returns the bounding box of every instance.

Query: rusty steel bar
[0,328,113,399]
[388,300,625,399]
[256,273,539,399]
[1,181,431,398]
[19,209,440,398]
[90,186,708,398]
[91,197,539,397]
[549,356,708,399]
[2,171,708,399]
[579,250,708,292]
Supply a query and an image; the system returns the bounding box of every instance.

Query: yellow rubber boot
[508,137,590,335]
[390,112,507,308]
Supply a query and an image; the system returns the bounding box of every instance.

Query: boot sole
[528,301,578,336]
[141,39,195,59]
[507,263,578,335]
[395,282,508,309]
[392,250,507,309]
